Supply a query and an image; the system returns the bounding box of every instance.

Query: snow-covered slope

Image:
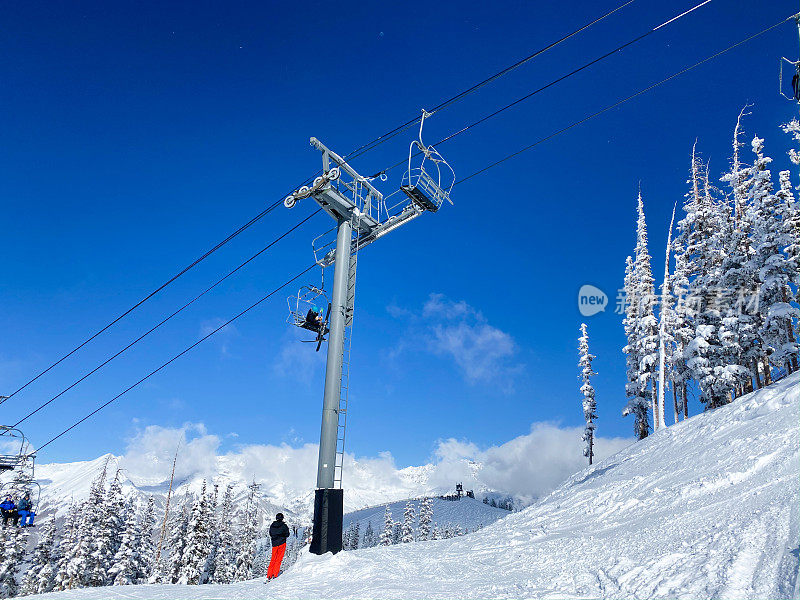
[343,496,510,537]
[30,371,800,599]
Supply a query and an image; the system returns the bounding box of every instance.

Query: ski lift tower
[285,111,454,554]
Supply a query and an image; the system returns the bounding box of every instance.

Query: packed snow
[27,371,799,599]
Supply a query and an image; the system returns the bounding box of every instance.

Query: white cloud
[426,424,632,505]
[198,318,239,357]
[273,328,326,383]
[390,293,520,387]
[117,420,632,509]
[119,422,220,485]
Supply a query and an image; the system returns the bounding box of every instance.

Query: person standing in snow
[17,493,34,527]
[0,496,18,527]
[266,512,290,580]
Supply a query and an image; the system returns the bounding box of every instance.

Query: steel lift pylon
[285,113,453,554]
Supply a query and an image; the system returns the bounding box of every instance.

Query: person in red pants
[267,513,290,580]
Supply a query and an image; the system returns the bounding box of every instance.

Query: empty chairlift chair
[401,110,455,213]
[0,427,28,472]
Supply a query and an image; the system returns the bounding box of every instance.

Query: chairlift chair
[287,285,331,351]
[0,427,29,473]
[401,109,455,213]
[779,16,800,102]
[779,56,800,102]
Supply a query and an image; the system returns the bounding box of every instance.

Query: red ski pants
[267,543,286,579]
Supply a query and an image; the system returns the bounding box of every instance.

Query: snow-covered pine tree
[392,522,402,545]
[351,521,360,550]
[21,518,58,596]
[204,484,220,584]
[165,499,191,584]
[379,506,393,546]
[622,254,650,439]
[430,524,440,541]
[108,500,145,585]
[659,203,680,423]
[211,485,237,584]
[342,524,353,551]
[363,521,375,548]
[718,115,762,397]
[676,145,730,408]
[578,323,598,463]
[0,525,26,598]
[178,481,212,585]
[89,469,126,586]
[418,497,433,541]
[401,500,415,543]
[748,137,800,374]
[138,497,157,582]
[633,191,661,429]
[53,463,109,590]
[233,482,259,582]
[781,117,800,167]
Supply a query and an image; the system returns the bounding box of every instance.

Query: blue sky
[1,0,797,467]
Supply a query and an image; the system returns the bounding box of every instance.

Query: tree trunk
[752,359,762,389]
[763,360,772,385]
[672,384,680,424]
[682,384,688,420]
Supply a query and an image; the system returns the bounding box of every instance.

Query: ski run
[20,372,799,599]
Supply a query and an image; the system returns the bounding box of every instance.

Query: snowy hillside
[28,370,799,599]
[343,496,510,539]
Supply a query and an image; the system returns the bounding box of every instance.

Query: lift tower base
[310,488,343,554]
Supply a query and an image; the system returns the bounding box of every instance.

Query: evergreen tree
[418,497,433,541]
[53,463,108,590]
[633,191,661,428]
[21,519,58,596]
[578,323,598,463]
[108,500,145,585]
[379,506,393,546]
[363,521,375,548]
[748,137,800,372]
[178,481,212,585]
[401,501,415,543]
[351,521,360,550]
[211,485,238,584]
[233,482,259,581]
[138,497,157,581]
[166,500,191,584]
[0,526,26,598]
[90,470,126,586]
[622,253,650,439]
[392,522,402,545]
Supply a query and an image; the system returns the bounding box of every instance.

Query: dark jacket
[269,520,290,547]
[0,500,14,512]
[17,498,31,512]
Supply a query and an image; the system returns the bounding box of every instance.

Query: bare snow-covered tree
[578,323,598,464]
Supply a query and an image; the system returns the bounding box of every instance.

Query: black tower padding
[310,488,343,555]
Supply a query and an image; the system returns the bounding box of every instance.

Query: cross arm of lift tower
[287,117,454,555]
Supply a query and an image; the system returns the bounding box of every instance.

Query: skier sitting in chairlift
[0,496,18,527]
[17,493,34,527]
[304,306,324,333]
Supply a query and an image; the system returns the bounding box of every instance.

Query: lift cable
[6,209,323,432]
[34,262,318,453]
[28,14,789,456]
[455,13,798,186]
[4,2,638,403]
[375,0,715,176]
[342,0,639,161]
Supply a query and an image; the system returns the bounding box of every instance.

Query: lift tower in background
[285,112,454,554]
